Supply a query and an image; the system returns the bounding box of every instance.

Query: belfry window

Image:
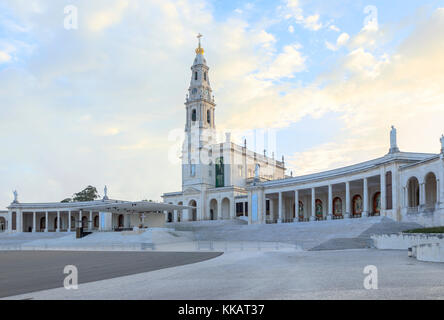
[204,72,207,81]
[195,72,198,80]
[192,109,197,122]
[207,110,211,124]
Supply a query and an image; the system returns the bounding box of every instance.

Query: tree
[61,198,72,203]
[72,186,100,202]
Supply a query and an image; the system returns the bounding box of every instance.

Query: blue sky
[0,0,443,207]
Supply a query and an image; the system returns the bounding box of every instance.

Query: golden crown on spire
[195,33,204,54]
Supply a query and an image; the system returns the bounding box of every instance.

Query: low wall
[415,243,444,263]
[372,233,444,250]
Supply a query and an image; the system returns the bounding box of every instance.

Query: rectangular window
[215,157,224,188]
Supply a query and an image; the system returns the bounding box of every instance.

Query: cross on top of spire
[196,33,204,55]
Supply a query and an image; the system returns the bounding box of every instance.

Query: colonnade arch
[425,172,437,208]
[407,177,420,208]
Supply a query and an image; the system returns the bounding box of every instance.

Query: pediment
[183,187,200,195]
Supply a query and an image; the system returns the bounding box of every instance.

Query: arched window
[195,72,198,80]
[207,110,211,124]
[407,177,420,207]
[298,201,304,219]
[386,171,393,209]
[192,109,197,122]
[425,172,437,208]
[204,72,207,81]
[333,197,342,216]
[352,195,363,216]
[315,199,323,218]
[373,192,381,214]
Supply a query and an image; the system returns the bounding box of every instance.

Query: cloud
[87,0,130,32]
[325,32,350,51]
[0,51,11,63]
[283,0,323,31]
[329,25,340,32]
[256,43,306,80]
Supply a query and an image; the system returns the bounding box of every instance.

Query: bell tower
[182,34,216,191]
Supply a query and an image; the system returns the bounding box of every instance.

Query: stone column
[345,182,350,218]
[381,170,387,212]
[45,211,49,232]
[231,197,237,220]
[247,192,252,225]
[173,210,178,222]
[269,199,274,221]
[89,211,93,230]
[17,210,22,233]
[294,190,299,222]
[419,183,426,206]
[310,188,316,221]
[262,193,267,224]
[436,179,440,206]
[328,185,333,220]
[56,211,60,232]
[68,211,71,232]
[78,210,82,229]
[363,178,369,217]
[32,212,36,233]
[278,192,283,223]
[217,200,222,220]
[242,201,246,217]
[7,210,12,232]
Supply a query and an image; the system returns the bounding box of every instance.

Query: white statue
[254,164,260,179]
[103,185,109,200]
[440,134,444,153]
[389,125,399,153]
[13,190,18,203]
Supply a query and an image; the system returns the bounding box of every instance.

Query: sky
[0,0,443,207]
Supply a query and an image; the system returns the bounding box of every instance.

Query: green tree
[72,186,100,202]
[61,198,72,203]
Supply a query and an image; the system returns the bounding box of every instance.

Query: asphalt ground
[0,250,222,298]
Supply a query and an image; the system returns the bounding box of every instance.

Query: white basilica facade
[162,38,444,227]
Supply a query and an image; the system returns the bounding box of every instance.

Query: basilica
[2,37,444,233]
[161,37,444,227]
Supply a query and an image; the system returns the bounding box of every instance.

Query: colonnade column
[262,193,266,223]
[328,185,333,220]
[89,211,93,230]
[217,200,222,220]
[17,210,22,233]
[32,212,36,233]
[45,211,49,232]
[345,182,350,218]
[78,210,82,229]
[381,170,387,212]
[419,183,426,206]
[173,210,178,222]
[68,211,72,232]
[294,190,299,222]
[56,211,60,232]
[7,210,12,232]
[436,179,440,206]
[363,178,369,217]
[269,199,274,221]
[278,192,283,223]
[310,188,316,221]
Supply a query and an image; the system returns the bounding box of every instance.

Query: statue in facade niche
[440,134,444,153]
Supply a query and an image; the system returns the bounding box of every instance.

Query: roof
[260,151,437,188]
[7,199,194,212]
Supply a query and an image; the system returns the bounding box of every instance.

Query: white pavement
[6,249,444,300]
